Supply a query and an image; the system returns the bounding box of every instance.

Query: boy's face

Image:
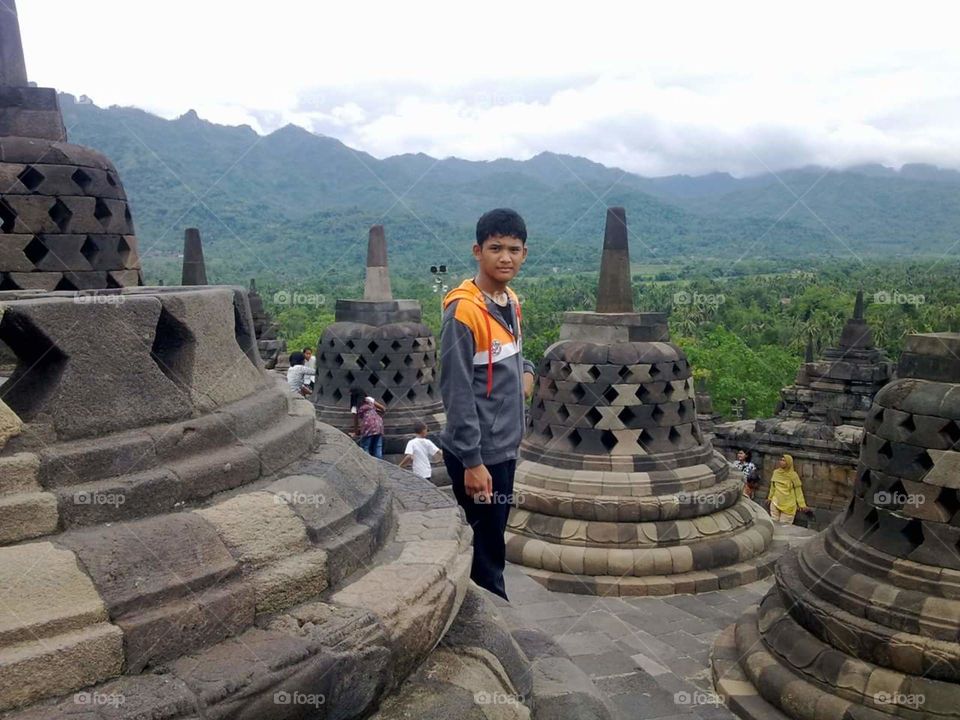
[473,234,527,283]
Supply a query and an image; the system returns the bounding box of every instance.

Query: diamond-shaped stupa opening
[80,236,99,266]
[71,168,93,190]
[935,487,960,521]
[572,383,587,402]
[48,198,73,232]
[568,428,582,448]
[0,199,17,232]
[17,165,44,191]
[618,406,637,426]
[941,420,960,448]
[23,236,48,265]
[600,430,618,451]
[901,518,925,552]
[586,407,603,427]
[587,365,601,381]
[603,386,619,404]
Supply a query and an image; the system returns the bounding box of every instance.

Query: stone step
[0,541,124,713]
[0,491,58,544]
[55,512,253,673]
[0,624,124,713]
[710,624,792,720]
[0,453,39,495]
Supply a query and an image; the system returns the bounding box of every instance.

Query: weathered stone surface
[55,513,253,671]
[0,398,23,451]
[0,491,58,543]
[149,289,264,412]
[442,587,534,700]
[0,295,192,439]
[373,647,530,720]
[0,542,123,711]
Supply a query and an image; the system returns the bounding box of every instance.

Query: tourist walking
[439,208,536,600]
[399,421,442,481]
[734,449,760,499]
[766,453,808,524]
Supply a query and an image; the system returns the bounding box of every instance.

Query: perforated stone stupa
[505,207,782,596]
[713,291,894,512]
[314,224,445,456]
[712,332,960,720]
[0,0,142,291]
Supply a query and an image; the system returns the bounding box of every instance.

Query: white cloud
[17,0,960,176]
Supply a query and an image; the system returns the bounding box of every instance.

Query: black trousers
[443,450,516,600]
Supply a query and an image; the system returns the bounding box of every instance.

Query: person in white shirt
[286,351,315,396]
[399,421,441,480]
[302,348,317,391]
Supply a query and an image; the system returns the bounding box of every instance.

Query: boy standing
[399,421,442,481]
[439,208,535,599]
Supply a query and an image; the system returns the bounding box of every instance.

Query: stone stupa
[0,0,141,290]
[313,224,445,458]
[505,207,783,596]
[712,332,960,719]
[713,291,894,514]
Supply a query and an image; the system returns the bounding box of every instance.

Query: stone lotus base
[0,393,474,718]
[505,456,786,597]
[711,522,960,720]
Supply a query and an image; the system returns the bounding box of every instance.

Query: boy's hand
[465,464,493,502]
[523,371,535,399]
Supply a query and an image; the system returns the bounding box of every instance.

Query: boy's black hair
[476,208,527,246]
[739,449,753,462]
[414,420,428,434]
[302,347,312,354]
[289,351,305,367]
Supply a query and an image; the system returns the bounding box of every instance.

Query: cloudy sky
[16,0,960,177]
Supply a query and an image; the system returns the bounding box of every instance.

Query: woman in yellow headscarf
[766,454,808,524]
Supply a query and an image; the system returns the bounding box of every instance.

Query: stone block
[0,294,193,440]
[0,491,58,544]
[196,491,311,564]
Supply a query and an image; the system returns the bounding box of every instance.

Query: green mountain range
[58,95,960,284]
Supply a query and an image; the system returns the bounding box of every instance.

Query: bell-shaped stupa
[505,207,783,596]
[713,332,960,719]
[313,224,445,457]
[0,0,141,290]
